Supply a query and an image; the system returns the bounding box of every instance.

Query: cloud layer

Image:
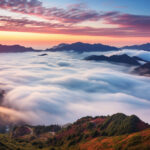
[0,51,150,125]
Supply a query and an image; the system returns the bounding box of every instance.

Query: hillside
[0,113,149,150]
[79,128,150,150]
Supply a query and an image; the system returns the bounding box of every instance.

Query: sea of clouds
[0,50,150,125]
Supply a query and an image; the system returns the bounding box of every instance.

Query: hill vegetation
[0,113,149,150]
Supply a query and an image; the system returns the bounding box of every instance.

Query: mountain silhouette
[46,42,119,52]
[121,43,150,51]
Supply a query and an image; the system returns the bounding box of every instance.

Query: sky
[0,0,150,49]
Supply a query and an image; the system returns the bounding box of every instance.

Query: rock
[38,53,48,56]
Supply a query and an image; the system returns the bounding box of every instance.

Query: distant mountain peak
[47,42,119,52]
[121,43,150,51]
[0,44,37,53]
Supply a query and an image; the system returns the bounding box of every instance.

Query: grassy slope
[79,128,150,150]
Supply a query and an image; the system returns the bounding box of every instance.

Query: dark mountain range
[84,54,141,65]
[121,43,150,51]
[46,42,119,52]
[0,44,37,53]
[1,42,150,53]
[0,42,118,53]
[134,62,150,76]
[0,113,149,150]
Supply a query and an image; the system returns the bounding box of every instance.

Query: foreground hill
[0,44,37,53]
[0,113,149,150]
[46,42,119,52]
[121,43,150,51]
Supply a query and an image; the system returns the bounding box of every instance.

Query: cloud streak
[0,0,101,23]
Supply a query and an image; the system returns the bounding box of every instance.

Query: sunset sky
[0,0,150,49]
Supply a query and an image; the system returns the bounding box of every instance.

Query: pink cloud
[105,14,150,30]
[0,0,150,37]
[0,0,102,23]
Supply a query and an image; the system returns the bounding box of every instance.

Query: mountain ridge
[1,42,150,53]
[84,54,141,66]
[121,43,150,51]
[46,42,119,52]
[0,44,37,53]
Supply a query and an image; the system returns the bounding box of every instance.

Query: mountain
[121,43,150,51]
[132,56,149,62]
[0,44,37,53]
[0,113,149,150]
[1,42,150,53]
[84,54,141,66]
[46,42,119,52]
[134,62,150,77]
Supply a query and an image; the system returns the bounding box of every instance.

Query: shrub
[50,148,56,150]
[87,122,95,130]
[91,130,100,138]
[114,143,122,150]
[126,135,142,147]
[68,140,77,147]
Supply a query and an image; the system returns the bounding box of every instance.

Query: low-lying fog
[0,50,150,125]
